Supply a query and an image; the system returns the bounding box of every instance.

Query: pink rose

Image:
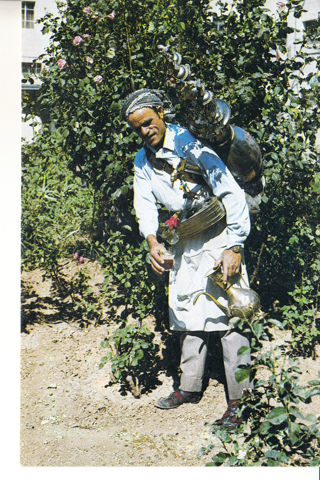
[83,34,91,40]
[166,215,179,229]
[78,256,85,264]
[93,75,103,84]
[86,56,94,64]
[107,11,115,20]
[57,58,67,70]
[72,252,79,260]
[73,35,83,46]
[83,6,93,15]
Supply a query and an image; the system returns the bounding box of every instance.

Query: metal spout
[193,291,231,317]
[172,52,182,65]
[202,90,213,105]
[176,64,190,80]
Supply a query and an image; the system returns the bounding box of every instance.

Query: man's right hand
[147,234,167,275]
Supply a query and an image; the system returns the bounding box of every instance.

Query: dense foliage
[22,134,96,267]
[199,314,320,466]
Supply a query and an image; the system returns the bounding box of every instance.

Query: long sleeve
[133,150,159,239]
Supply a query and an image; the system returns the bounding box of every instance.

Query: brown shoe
[155,389,202,409]
[215,399,243,428]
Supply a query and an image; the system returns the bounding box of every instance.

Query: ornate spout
[194,291,231,317]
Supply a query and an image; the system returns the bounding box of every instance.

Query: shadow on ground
[21,277,228,399]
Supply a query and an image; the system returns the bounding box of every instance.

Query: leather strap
[145,148,207,186]
[146,149,174,174]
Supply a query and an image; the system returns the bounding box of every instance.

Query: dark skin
[128,106,242,285]
[128,105,166,150]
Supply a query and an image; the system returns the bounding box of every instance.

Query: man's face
[128,107,166,149]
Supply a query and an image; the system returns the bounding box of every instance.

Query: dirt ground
[20,264,320,467]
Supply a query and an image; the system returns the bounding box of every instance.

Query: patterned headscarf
[120,88,175,122]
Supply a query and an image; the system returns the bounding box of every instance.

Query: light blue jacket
[133,122,250,248]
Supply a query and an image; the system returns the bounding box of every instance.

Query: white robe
[168,223,250,331]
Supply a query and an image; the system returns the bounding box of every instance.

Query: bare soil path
[20,266,320,467]
[20,321,229,467]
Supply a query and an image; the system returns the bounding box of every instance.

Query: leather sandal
[215,400,243,429]
[155,389,202,409]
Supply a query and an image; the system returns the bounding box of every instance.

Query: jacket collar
[161,123,175,152]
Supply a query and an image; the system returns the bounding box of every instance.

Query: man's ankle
[228,398,241,408]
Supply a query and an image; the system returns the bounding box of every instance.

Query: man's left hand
[214,249,241,285]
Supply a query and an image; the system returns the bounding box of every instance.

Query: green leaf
[106,47,116,58]
[294,387,314,402]
[235,367,251,384]
[211,452,228,466]
[260,421,271,435]
[131,357,139,366]
[289,421,301,441]
[265,450,281,459]
[308,380,320,386]
[305,413,317,422]
[252,322,264,339]
[237,346,251,356]
[289,405,306,420]
[266,407,289,425]
[268,318,284,329]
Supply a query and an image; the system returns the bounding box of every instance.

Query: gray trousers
[179,330,252,400]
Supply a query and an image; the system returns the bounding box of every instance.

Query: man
[121,88,252,428]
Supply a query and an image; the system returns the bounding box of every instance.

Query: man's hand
[214,248,242,285]
[147,234,167,275]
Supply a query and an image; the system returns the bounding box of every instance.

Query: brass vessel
[194,266,261,321]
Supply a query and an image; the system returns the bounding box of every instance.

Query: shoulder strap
[145,147,207,186]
